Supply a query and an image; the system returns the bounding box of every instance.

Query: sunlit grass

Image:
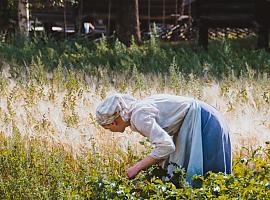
[0,36,269,198]
[0,60,269,157]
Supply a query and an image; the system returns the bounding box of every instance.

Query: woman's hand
[126,165,140,179]
[126,156,161,179]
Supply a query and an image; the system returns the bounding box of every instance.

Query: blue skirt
[200,102,232,175]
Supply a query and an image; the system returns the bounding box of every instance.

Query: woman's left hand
[126,165,140,179]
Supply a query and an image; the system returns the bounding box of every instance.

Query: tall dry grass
[0,61,269,161]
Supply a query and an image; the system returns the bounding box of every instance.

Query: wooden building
[29,0,269,48]
[30,0,186,34]
[81,0,184,23]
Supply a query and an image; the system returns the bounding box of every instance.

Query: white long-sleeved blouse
[129,94,193,159]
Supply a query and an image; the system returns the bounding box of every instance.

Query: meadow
[0,34,269,199]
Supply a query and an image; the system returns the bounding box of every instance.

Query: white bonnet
[96,93,137,125]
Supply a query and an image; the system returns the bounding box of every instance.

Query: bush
[1,35,270,78]
[0,133,269,199]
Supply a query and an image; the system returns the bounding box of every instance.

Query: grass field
[0,35,269,199]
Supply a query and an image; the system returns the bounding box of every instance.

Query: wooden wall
[30,0,184,24]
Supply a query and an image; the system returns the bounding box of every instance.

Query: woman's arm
[127,107,175,179]
[126,156,162,179]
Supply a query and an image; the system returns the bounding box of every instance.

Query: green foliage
[0,35,270,199]
[0,133,269,199]
[1,35,270,79]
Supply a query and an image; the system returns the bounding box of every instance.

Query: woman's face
[102,116,127,133]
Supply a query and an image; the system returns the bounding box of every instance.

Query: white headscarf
[96,93,137,125]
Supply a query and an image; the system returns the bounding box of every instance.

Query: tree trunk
[116,0,141,46]
[18,0,30,36]
[77,0,83,34]
[63,0,67,39]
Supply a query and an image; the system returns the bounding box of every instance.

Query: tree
[116,0,141,46]
[18,0,30,36]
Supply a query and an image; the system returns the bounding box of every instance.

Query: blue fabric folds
[200,103,232,175]
[167,100,232,186]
